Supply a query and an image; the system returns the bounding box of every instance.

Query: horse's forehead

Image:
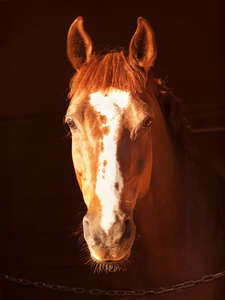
[89,89,131,117]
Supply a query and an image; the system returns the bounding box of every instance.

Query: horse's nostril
[83,218,97,246]
[83,218,89,230]
[83,217,90,237]
[122,219,132,241]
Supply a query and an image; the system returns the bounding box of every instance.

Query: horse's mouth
[91,252,130,264]
[90,252,130,272]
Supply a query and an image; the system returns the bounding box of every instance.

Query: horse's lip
[91,252,130,264]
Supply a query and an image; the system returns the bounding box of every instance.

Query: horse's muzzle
[83,213,136,263]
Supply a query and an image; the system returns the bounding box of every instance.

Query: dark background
[0,0,224,299]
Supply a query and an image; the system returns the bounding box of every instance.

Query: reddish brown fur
[69,51,146,100]
[68,49,191,155]
[66,17,225,299]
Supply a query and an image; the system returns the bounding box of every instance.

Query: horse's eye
[65,117,76,129]
[142,116,153,128]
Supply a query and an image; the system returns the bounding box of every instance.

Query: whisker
[61,132,71,141]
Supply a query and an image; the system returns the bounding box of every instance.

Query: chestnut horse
[65,17,225,299]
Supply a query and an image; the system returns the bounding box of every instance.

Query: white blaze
[90,89,130,233]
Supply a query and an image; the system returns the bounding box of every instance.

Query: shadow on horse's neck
[133,97,192,280]
[132,95,224,287]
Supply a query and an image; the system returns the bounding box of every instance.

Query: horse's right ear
[67,17,92,70]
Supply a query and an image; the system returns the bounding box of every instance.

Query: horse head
[66,17,157,271]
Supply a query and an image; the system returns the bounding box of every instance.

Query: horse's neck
[134,110,225,284]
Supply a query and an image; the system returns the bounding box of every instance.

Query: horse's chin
[90,252,130,273]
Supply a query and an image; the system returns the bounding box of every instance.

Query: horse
[65,16,225,299]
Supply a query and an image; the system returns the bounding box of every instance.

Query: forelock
[68,50,146,100]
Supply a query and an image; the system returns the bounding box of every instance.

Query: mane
[68,49,192,155]
[156,79,193,155]
[68,50,146,99]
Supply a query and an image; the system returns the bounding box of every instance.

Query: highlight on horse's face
[66,17,156,270]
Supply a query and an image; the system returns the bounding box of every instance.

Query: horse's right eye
[65,117,77,129]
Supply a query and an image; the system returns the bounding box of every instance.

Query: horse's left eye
[142,117,153,128]
[65,117,77,129]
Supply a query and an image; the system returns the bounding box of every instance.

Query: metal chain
[0,271,224,296]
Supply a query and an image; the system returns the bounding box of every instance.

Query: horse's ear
[67,16,92,70]
[129,17,157,70]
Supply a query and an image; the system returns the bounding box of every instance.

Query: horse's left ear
[67,16,92,70]
[129,17,157,70]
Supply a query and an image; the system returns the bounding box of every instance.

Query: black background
[0,0,224,299]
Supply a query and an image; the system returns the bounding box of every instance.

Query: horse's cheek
[74,169,83,190]
[137,140,153,198]
[72,138,86,175]
[80,180,91,208]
